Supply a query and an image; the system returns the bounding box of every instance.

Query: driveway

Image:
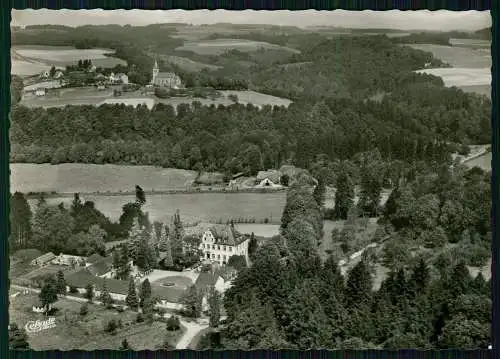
[161,313,209,349]
[139,269,199,285]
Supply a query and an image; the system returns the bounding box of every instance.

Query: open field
[415,67,491,88]
[19,86,115,108]
[408,43,491,68]
[28,192,287,224]
[235,224,280,237]
[12,45,126,69]
[464,151,491,171]
[155,54,221,71]
[175,38,300,56]
[157,90,292,109]
[449,38,491,48]
[11,163,198,194]
[9,291,181,350]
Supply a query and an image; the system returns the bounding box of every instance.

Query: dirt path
[161,313,208,349]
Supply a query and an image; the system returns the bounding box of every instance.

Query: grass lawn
[152,276,193,288]
[9,291,183,350]
[187,327,212,349]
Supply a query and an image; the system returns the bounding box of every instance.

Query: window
[229,247,232,252]
[224,246,227,251]
[212,245,215,250]
[218,245,220,250]
[211,253,215,259]
[206,253,210,258]
[223,255,227,260]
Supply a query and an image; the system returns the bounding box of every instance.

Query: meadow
[19,86,114,108]
[174,38,300,56]
[408,43,491,68]
[10,163,198,194]
[9,291,182,350]
[464,151,492,171]
[12,45,127,69]
[155,54,221,72]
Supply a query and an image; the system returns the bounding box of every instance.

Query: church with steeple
[151,59,183,89]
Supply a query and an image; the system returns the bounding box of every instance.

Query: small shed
[31,252,56,267]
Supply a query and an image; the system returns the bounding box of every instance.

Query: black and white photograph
[8,9,492,350]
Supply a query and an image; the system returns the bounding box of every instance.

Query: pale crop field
[10,163,198,194]
[464,152,491,171]
[12,45,127,68]
[408,43,491,68]
[155,54,221,72]
[175,38,300,56]
[415,67,491,88]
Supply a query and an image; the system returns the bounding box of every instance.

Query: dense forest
[197,163,491,349]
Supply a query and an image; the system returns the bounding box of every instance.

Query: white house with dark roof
[199,224,250,266]
[256,170,282,187]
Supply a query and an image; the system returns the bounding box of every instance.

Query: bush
[80,303,88,316]
[105,319,118,334]
[136,313,144,323]
[166,316,181,331]
[69,286,78,294]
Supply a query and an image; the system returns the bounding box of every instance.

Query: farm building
[198,224,250,266]
[39,70,49,79]
[52,253,86,266]
[34,88,46,97]
[256,170,281,186]
[117,73,129,84]
[32,302,52,313]
[53,70,64,79]
[30,252,56,267]
[89,65,97,73]
[86,257,114,277]
[65,269,186,309]
[24,80,64,93]
[151,60,183,89]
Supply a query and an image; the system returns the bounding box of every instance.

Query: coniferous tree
[171,210,185,260]
[99,281,114,306]
[334,170,354,220]
[182,285,202,318]
[39,276,58,314]
[126,278,139,310]
[56,270,67,294]
[208,286,221,328]
[9,192,33,250]
[345,259,372,310]
[135,185,146,206]
[85,283,94,302]
[139,279,152,308]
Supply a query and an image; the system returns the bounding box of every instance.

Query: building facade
[199,225,249,266]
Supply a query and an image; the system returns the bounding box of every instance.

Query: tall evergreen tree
[9,192,33,250]
[182,285,202,318]
[139,279,152,308]
[56,270,67,294]
[313,175,326,207]
[39,276,58,314]
[135,185,146,206]
[334,170,354,220]
[126,278,139,310]
[345,259,373,310]
[171,210,185,260]
[99,281,114,306]
[208,286,221,328]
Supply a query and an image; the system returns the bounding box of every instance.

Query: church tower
[152,59,159,85]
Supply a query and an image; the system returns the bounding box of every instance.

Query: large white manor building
[151,60,183,89]
[199,225,250,266]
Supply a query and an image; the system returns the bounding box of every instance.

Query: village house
[255,170,282,187]
[198,224,250,266]
[65,269,185,309]
[151,60,183,89]
[89,65,97,73]
[86,256,114,278]
[34,88,46,97]
[53,70,64,79]
[39,70,50,79]
[30,252,56,267]
[117,73,129,84]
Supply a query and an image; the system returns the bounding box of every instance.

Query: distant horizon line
[10,22,488,33]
